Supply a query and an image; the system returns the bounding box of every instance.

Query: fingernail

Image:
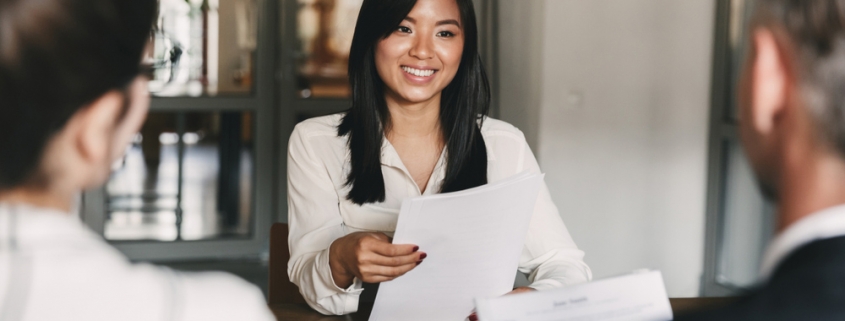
[420,253,427,260]
[416,261,422,265]
[469,314,478,321]
[413,246,419,252]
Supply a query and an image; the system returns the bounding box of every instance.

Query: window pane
[295,0,362,99]
[151,0,258,97]
[725,0,753,122]
[717,140,775,288]
[105,111,255,241]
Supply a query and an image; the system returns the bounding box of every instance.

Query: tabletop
[269,297,734,321]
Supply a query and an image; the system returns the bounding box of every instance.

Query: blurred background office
[78,0,763,299]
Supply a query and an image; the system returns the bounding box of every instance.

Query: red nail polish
[420,253,427,260]
[413,246,419,252]
[469,314,478,321]
[416,261,422,265]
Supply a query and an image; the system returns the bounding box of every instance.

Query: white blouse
[286,114,592,315]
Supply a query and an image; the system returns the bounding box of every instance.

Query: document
[475,270,673,321]
[369,171,545,321]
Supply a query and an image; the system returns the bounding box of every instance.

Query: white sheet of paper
[475,270,673,321]
[369,171,544,321]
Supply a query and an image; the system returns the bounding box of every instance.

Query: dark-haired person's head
[740,0,845,212]
[340,0,490,204]
[0,0,157,209]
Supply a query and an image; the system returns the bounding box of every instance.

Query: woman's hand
[328,232,425,288]
[468,287,536,321]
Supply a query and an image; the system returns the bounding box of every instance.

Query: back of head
[0,0,157,190]
[753,0,845,157]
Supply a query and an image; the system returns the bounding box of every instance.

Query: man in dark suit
[677,1,845,320]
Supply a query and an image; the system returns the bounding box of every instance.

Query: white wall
[499,0,714,297]
[498,0,545,149]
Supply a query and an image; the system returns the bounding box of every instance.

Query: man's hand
[468,287,537,321]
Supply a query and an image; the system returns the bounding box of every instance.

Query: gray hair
[753,0,845,154]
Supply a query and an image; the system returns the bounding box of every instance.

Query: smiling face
[375,0,465,106]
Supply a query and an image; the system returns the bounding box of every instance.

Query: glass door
[82,0,278,261]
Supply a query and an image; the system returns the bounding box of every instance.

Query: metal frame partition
[82,0,279,262]
[701,0,739,295]
[700,0,776,296]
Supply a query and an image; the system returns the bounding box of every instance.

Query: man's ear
[750,27,791,136]
[72,90,124,167]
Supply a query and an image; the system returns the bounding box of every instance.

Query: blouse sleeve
[515,133,593,290]
[286,124,363,315]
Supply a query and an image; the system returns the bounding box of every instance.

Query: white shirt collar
[759,204,845,279]
[379,138,449,195]
[0,202,90,248]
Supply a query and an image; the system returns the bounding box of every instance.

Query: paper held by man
[476,270,673,321]
[369,171,545,321]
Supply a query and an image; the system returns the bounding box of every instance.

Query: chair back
[268,223,307,305]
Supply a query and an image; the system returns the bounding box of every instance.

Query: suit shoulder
[673,287,836,321]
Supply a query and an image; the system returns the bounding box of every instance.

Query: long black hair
[338,0,490,205]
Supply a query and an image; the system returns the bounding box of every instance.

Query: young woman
[287,0,592,315]
[0,1,273,320]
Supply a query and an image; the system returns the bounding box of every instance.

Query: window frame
[701,0,776,296]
